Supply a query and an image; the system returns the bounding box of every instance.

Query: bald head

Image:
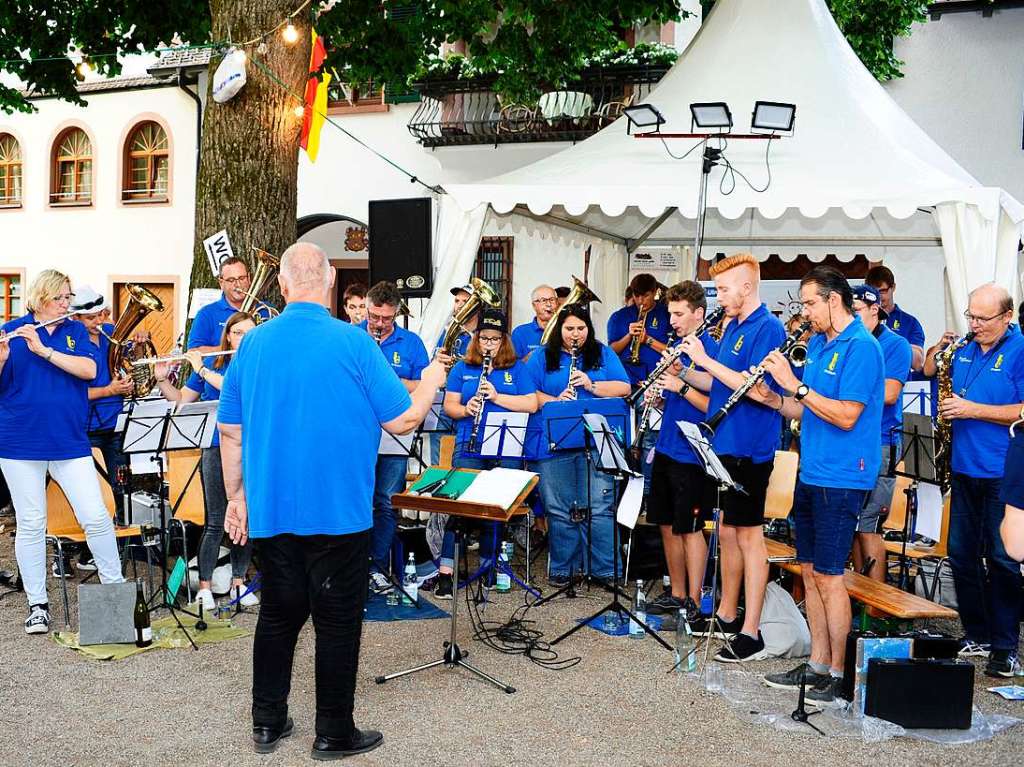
[967,282,1014,346]
[969,282,1012,314]
[278,241,335,305]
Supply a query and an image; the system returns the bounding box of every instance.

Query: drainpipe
[177,67,202,175]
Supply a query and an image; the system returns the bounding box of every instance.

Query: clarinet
[467,351,493,452]
[627,306,725,406]
[699,320,812,436]
[630,331,676,464]
[566,340,580,400]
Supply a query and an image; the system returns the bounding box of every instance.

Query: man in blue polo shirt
[850,284,912,583]
[1001,428,1024,561]
[866,265,925,372]
[188,256,268,352]
[938,282,1024,678]
[361,280,429,592]
[756,266,884,705]
[219,242,445,758]
[430,284,478,465]
[679,253,786,663]
[607,273,671,386]
[511,284,557,360]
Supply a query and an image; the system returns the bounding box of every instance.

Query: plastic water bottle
[495,541,512,592]
[675,608,696,673]
[629,580,646,639]
[402,554,418,606]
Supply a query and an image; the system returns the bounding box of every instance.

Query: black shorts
[713,455,774,528]
[648,452,712,534]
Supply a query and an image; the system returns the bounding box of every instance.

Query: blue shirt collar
[283,301,329,316]
[822,314,865,346]
[735,302,769,328]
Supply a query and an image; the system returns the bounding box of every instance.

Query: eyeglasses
[229,328,248,337]
[963,309,1009,324]
[478,335,503,344]
[220,275,250,285]
[368,311,397,324]
[532,297,557,305]
[53,293,75,302]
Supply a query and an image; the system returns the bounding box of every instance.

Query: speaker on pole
[368,198,433,298]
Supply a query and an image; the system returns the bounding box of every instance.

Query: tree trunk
[190,1,311,308]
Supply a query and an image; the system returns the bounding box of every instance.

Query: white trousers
[0,456,124,607]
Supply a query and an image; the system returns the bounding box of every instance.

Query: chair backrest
[168,449,205,526]
[46,448,116,538]
[883,468,912,532]
[932,494,951,557]
[764,450,799,519]
[438,435,456,469]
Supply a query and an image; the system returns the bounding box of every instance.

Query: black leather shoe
[252,717,294,754]
[311,728,384,760]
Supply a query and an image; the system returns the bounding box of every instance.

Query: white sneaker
[230,584,260,608]
[25,605,50,635]
[193,588,217,614]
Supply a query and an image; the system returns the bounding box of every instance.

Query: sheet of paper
[902,380,933,417]
[130,452,159,475]
[679,421,736,488]
[422,391,444,432]
[379,429,415,456]
[646,405,663,431]
[458,467,536,509]
[915,481,944,542]
[166,400,220,450]
[122,400,172,454]
[188,288,222,319]
[582,413,630,472]
[616,475,645,529]
[477,411,529,458]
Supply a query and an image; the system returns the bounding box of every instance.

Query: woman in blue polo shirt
[0,270,124,635]
[433,309,538,598]
[155,311,258,613]
[525,304,631,585]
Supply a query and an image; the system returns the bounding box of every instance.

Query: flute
[131,349,236,366]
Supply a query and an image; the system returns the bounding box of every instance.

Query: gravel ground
[0,534,1021,767]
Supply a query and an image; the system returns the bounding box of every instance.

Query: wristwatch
[794,384,810,401]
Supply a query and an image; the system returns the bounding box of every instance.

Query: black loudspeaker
[841,629,960,702]
[865,658,974,730]
[368,198,433,297]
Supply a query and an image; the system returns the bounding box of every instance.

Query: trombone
[131,349,237,366]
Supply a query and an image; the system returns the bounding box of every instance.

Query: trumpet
[700,321,812,436]
[467,351,493,452]
[627,306,725,406]
[131,349,237,366]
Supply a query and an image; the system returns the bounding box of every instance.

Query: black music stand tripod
[375,431,427,608]
[890,413,941,592]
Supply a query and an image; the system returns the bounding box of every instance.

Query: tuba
[440,277,499,361]
[539,276,601,347]
[239,247,280,322]
[107,284,164,398]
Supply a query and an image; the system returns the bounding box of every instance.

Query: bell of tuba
[107,284,164,398]
[240,247,281,322]
[440,277,500,360]
[539,276,601,347]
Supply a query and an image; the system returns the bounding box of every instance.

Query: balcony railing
[407,64,670,148]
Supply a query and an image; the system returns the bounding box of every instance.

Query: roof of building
[147,47,213,75]
[21,74,175,100]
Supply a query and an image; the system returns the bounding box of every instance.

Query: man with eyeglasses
[361,281,429,593]
[189,257,269,353]
[932,283,1024,678]
[512,285,558,360]
[865,266,925,372]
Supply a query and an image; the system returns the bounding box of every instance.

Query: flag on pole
[300,30,329,162]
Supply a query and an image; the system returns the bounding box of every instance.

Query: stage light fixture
[689,102,733,130]
[623,103,666,134]
[752,101,796,132]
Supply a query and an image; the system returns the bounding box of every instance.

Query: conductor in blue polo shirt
[754,266,884,705]
[360,280,430,592]
[938,283,1024,678]
[188,256,268,352]
[219,242,446,758]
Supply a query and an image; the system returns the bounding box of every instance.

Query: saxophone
[934,331,975,490]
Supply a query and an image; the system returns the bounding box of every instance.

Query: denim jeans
[371,455,408,573]
[438,454,518,570]
[534,451,618,578]
[949,473,1023,651]
[252,531,370,740]
[88,430,128,523]
[198,447,252,581]
[791,481,867,576]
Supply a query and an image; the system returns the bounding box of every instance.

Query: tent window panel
[475,237,514,313]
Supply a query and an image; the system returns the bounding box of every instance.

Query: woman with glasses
[0,270,124,634]
[524,304,631,586]
[433,309,538,598]
[155,311,259,612]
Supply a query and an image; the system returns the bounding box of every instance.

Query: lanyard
[959,332,1011,397]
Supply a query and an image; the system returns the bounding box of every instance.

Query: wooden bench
[764,539,957,621]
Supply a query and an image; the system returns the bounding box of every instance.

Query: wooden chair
[765,450,799,520]
[166,449,206,603]
[45,449,145,627]
[438,435,456,469]
[885,494,952,601]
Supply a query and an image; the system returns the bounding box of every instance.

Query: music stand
[549,414,672,651]
[375,430,425,608]
[121,400,211,650]
[889,413,941,590]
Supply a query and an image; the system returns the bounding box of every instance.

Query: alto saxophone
[934,331,975,490]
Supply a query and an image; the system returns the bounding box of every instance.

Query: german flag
[299,30,329,162]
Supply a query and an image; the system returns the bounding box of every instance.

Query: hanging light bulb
[293,105,305,118]
[76,60,94,78]
[235,49,247,64]
[282,23,299,44]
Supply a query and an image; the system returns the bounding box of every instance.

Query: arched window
[123,121,169,201]
[51,128,92,204]
[0,133,22,206]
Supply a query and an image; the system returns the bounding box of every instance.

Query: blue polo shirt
[883,305,925,349]
[188,294,268,350]
[950,327,1024,479]
[446,360,534,449]
[184,359,231,448]
[0,315,94,460]
[85,322,124,432]
[655,332,720,465]
[606,302,671,386]
[218,302,411,537]
[435,328,471,359]
[511,319,545,359]
[524,343,629,460]
[873,324,912,446]
[706,304,787,463]
[359,321,429,381]
[799,316,885,490]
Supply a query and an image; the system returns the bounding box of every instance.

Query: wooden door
[113,282,176,355]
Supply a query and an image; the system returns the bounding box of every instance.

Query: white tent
[418,0,1024,348]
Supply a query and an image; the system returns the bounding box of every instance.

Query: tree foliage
[827,0,930,81]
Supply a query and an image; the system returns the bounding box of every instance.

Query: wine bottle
[134,578,152,648]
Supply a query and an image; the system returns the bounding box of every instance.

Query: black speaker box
[841,630,959,701]
[865,658,974,730]
[368,198,433,297]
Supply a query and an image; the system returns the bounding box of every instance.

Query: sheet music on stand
[679,421,743,493]
[475,411,529,459]
[379,429,417,456]
[902,381,933,418]
[166,400,219,450]
[419,391,447,433]
[582,413,636,475]
[121,400,173,474]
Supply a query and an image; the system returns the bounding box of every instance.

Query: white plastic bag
[212,48,247,103]
[759,581,812,659]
